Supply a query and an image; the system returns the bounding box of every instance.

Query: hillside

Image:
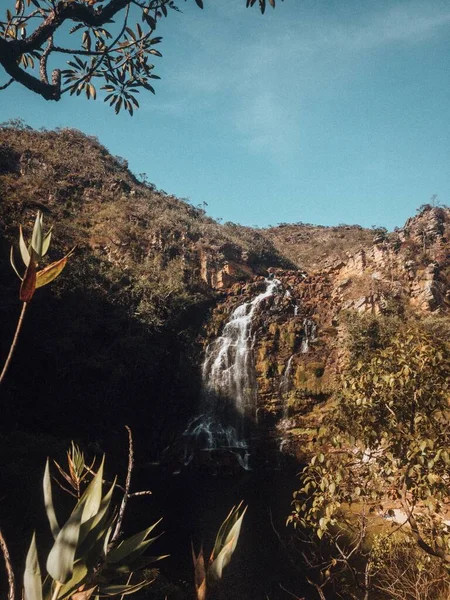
[2,124,450,600]
[261,222,377,272]
[1,124,450,450]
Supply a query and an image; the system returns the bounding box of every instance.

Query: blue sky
[1,0,450,230]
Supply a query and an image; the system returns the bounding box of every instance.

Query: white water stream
[202,277,281,414]
[184,278,281,464]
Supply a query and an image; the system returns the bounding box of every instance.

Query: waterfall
[301,318,317,353]
[202,277,281,415]
[280,354,294,394]
[184,278,280,465]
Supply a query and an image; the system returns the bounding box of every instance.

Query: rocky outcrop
[199,207,450,461]
[198,244,256,289]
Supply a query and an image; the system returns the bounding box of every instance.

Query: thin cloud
[153,1,450,157]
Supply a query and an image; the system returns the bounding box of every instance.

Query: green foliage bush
[289,321,450,596]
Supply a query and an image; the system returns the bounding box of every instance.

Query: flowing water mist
[184,278,281,464]
[301,318,317,353]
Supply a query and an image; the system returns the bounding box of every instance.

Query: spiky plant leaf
[208,538,234,582]
[42,227,53,256]
[113,536,163,568]
[10,246,23,280]
[79,456,104,526]
[55,561,89,600]
[97,580,153,597]
[106,520,162,564]
[208,504,247,582]
[24,532,43,600]
[192,544,206,600]
[19,251,36,302]
[78,511,116,570]
[46,497,85,583]
[44,460,60,540]
[31,211,43,257]
[19,225,30,266]
[35,249,74,288]
[221,505,247,555]
[102,554,167,580]
[211,502,244,560]
[78,478,116,550]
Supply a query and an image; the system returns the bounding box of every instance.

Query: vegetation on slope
[0,120,293,445]
[262,222,379,272]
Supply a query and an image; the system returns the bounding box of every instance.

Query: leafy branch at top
[0,0,281,114]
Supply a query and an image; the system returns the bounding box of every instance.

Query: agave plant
[0,211,74,385]
[23,447,166,600]
[192,502,247,600]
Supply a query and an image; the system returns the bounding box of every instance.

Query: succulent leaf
[96,581,153,597]
[24,532,43,600]
[42,227,53,256]
[19,251,37,302]
[44,460,61,540]
[35,251,73,289]
[10,246,23,280]
[106,519,162,564]
[19,225,31,266]
[211,502,246,561]
[31,211,43,257]
[208,538,235,581]
[208,503,247,582]
[78,477,116,550]
[55,561,89,600]
[79,456,104,526]
[221,506,247,555]
[46,496,85,583]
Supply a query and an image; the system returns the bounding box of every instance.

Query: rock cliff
[1,123,449,461]
[201,204,450,460]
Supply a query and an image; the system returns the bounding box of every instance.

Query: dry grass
[261,222,377,272]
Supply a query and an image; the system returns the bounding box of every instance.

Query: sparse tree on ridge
[0,0,279,114]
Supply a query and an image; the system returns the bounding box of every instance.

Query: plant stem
[0,302,28,386]
[111,426,134,543]
[0,528,15,600]
[51,581,62,600]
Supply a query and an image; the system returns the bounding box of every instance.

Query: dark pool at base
[133,463,311,600]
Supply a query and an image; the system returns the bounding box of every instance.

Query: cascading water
[301,318,317,353]
[184,278,281,467]
[203,277,281,414]
[280,354,294,394]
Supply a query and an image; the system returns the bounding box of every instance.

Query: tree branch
[40,36,53,84]
[0,77,14,91]
[0,38,60,99]
[16,0,130,55]
[111,425,134,543]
